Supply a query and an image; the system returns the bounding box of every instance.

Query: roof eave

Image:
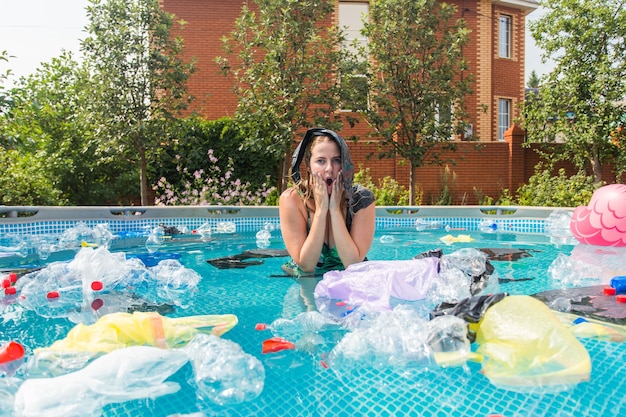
[493,0,540,14]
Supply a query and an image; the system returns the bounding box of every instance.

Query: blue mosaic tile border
[0,216,545,238]
[0,217,282,237]
[375,217,545,234]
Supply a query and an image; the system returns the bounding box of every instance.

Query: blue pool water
[2,222,626,417]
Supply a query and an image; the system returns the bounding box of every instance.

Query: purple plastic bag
[314,257,440,311]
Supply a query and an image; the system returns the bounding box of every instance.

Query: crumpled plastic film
[36,311,238,354]
[315,257,440,311]
[475,295,591,392]
[14,346,189,417]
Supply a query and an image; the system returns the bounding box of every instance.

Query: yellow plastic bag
[37,311,238,354]
[475,295,591,391]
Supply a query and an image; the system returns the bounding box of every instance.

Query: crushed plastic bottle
[478,219,498,233]
[257,311,337,339]
[415,219,448,231]
[193,222,212,242]
[214,222,236,234]
[379,235,395,244]
[145,227,165,253]
[184,333,264,406]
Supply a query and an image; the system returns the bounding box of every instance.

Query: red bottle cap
[616,294,626,303]
[255,323,267,330]
[46,291,60,299]
[0,341,25,363]
[8,273,17,283]
[1,279,10,288]
[261,337,296,354]
[4,287,17,295]
[604,287,617,296]
[91,281,103,291]
[91,298,104,310]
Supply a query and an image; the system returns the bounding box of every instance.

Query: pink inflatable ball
[570,184,626,246]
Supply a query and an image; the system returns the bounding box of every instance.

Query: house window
[499,14,511,58]
[498,98,511,141]
[339,2,368,56]
[435,100,454,140]
[339,2,369,111]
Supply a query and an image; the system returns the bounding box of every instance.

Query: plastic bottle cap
[91,298,104,310]
[4,287,16,295]
[47,291,60,299]
[8,273,17,282]
[604,287,617,296]
[616,294,626,303]
[91,281,103,291]
[255,323,267,331]
[1,279,10,288]
[0,341,25,363]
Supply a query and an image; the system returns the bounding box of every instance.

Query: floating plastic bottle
[184,333,265,405]
[478,219,498,233]
[256,229,271,249]
[415,219,448,231]
[145,227,165,253]
[193,222,212,242]
[256,311,340,344]
[379,235,395,244]
[214,221,236,234]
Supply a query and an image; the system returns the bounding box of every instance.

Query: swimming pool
[1,206,626,417]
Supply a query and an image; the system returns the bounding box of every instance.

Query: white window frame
[339,2,368,57]
[338,1,369,112]
[498,98,511,141]
[499,14,511,58]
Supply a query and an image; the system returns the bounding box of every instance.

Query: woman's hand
[312,172,329,210]
[328,171,343,212]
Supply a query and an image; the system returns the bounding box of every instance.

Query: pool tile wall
[0,216,545,238]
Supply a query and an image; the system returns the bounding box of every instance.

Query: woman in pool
[279,128,376,277]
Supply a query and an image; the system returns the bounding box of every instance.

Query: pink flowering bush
[153,149,276,206]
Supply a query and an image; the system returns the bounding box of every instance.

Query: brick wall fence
[339,124,623,205]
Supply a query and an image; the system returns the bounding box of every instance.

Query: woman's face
[309,137,342,193]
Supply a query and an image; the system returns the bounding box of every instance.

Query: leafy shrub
[153,149,275,206]
[515,168,601,207]
[354,166,410,205]
[150,117,281,193]
[0,149,66,205]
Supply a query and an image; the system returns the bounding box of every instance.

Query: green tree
[527,69,541,89]
[1,52,138,205]
[0,51,12,120]
[216,0,354,190]
[82,0,195,205]
[361,0,472,204]
[522,0,626,183]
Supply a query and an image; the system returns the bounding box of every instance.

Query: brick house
[161,0,541,204]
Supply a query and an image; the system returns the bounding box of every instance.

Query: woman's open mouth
[325,178,333,186]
